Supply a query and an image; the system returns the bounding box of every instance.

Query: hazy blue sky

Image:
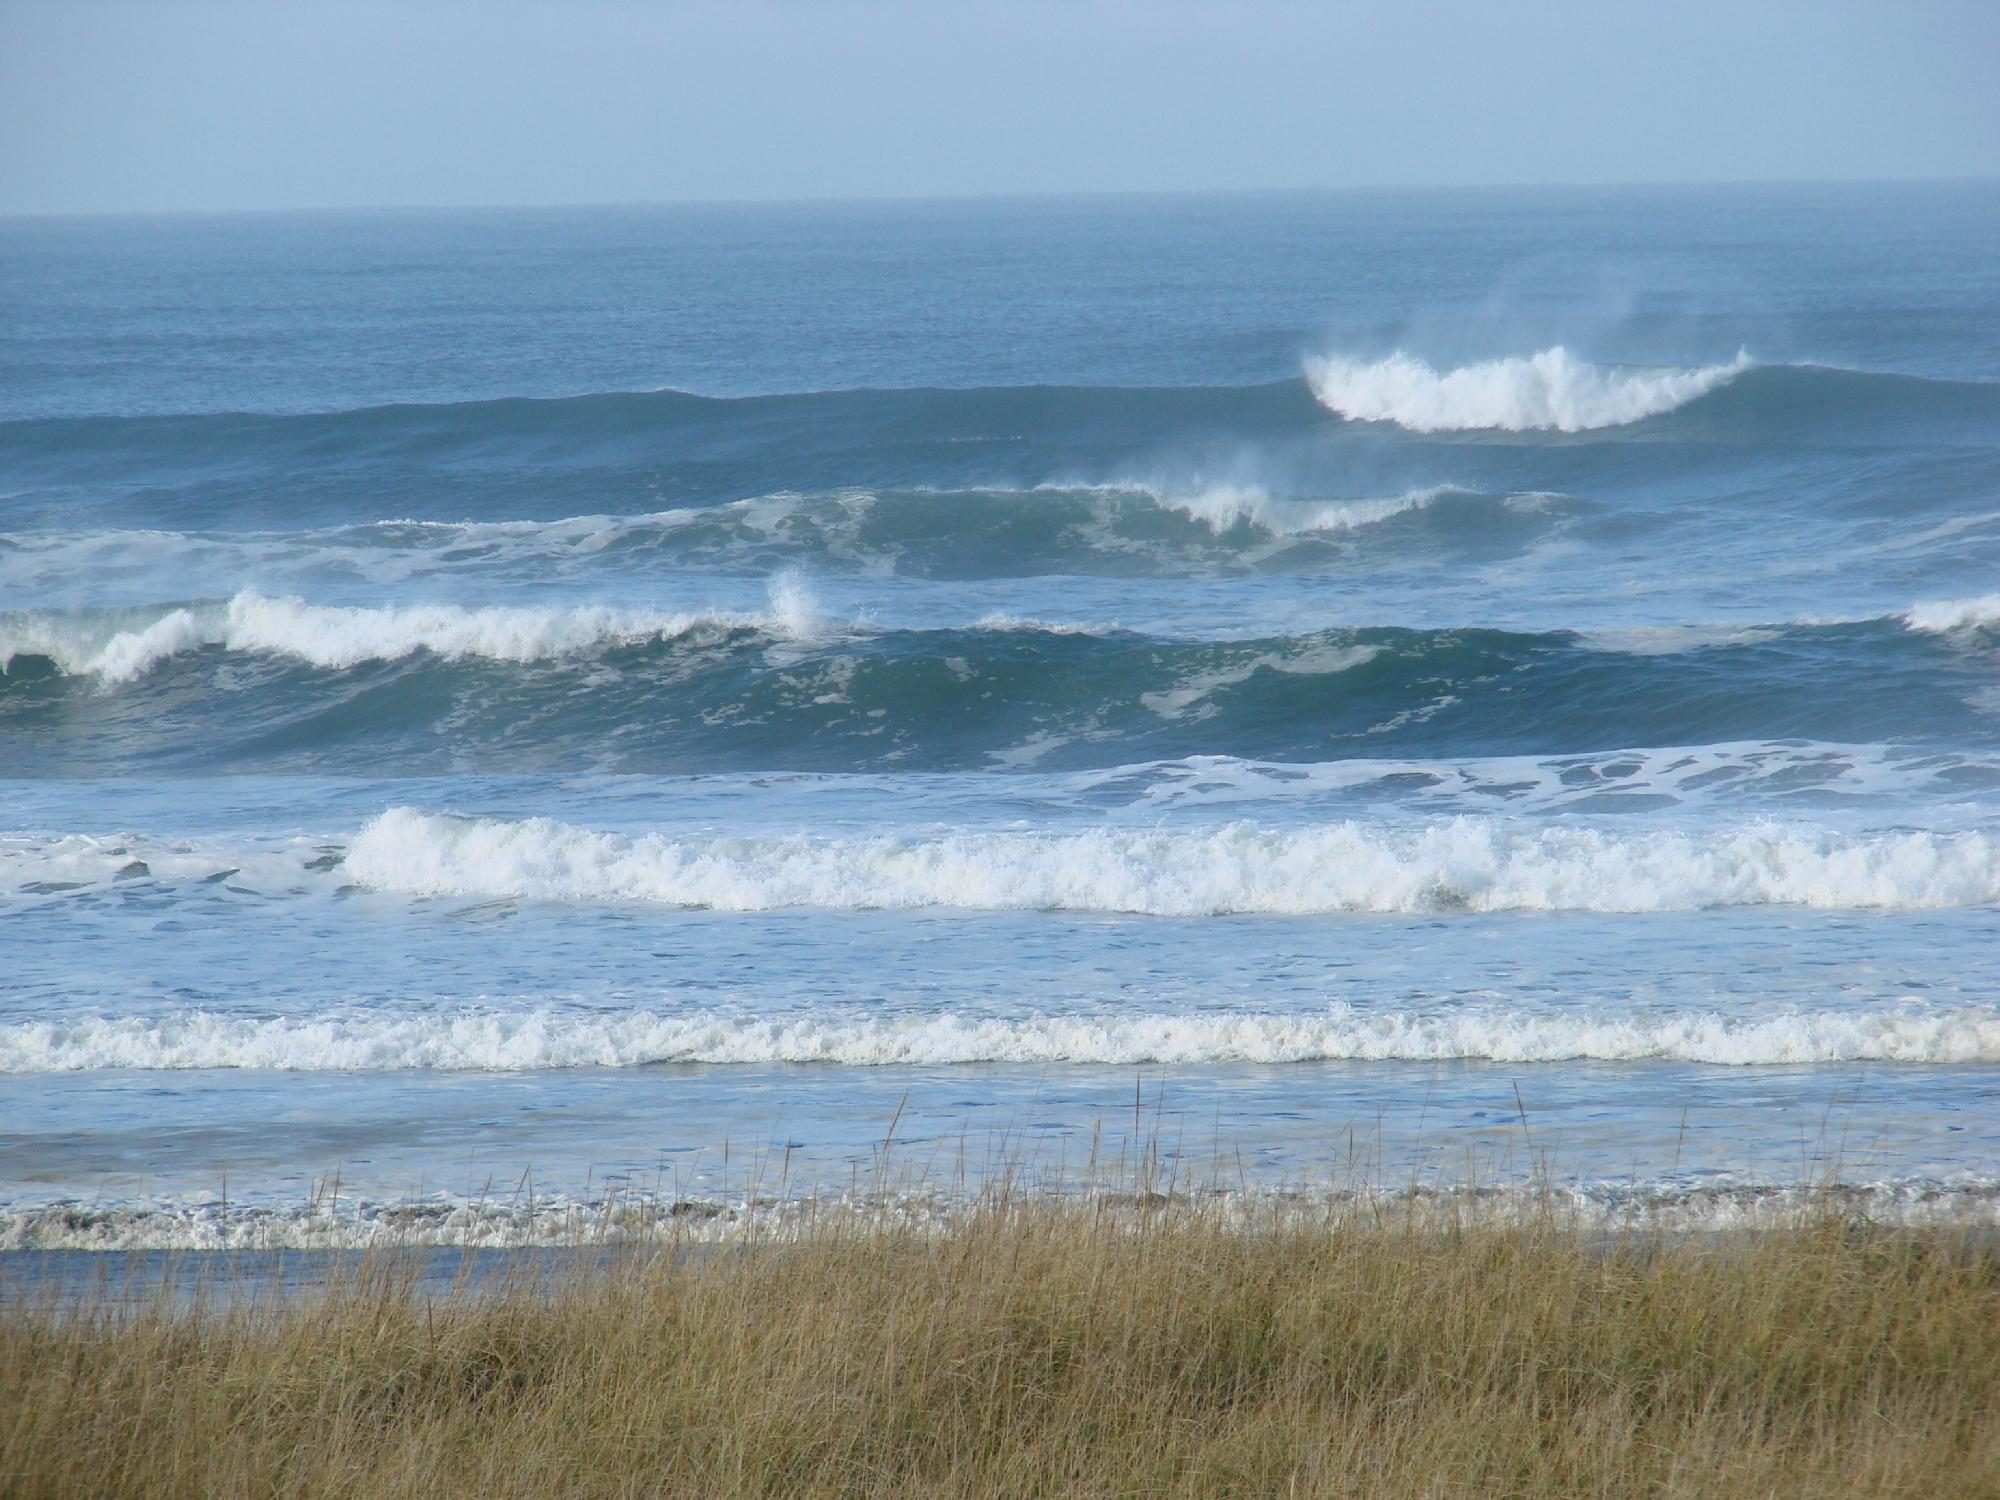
[3,0,1995,214]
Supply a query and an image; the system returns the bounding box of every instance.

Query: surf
[7,999,1999,1071]
[343,807,2000,915]
[1303,346,1754,432]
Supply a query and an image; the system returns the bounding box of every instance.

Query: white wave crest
[1906,595,2000,633]
[6,1001,1998,1072]
[0,578,824,684]
[1303,346,1752,432]
[1144,483,1447,536]
[346,808,2000,915]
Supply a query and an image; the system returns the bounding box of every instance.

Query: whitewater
[1303,346,1754,432]
[341,808,2000,915]
[8,1002,2000,1072]
[5,185,2000,1243]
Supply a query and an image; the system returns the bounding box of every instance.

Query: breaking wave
[15,365,1994,535]
[6,1001,1999,1071]
[1303,346,1753,432]
[1123,481,1448,536]
[346,808,2000,915]
[5,604,1990,776]
[0,481,1515,593]
[0,580,825,684]
[1907,595,2000,633]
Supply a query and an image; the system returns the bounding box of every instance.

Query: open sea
[4,183,1999,1248]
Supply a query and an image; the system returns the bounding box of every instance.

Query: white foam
[6,1001,1998,1072]
[346,808,2000,915]
[1074,743,2000,816]
[0,579,826,683]
[12,1178,1999,1251]
[1303,346,1753,432]
[1137,643,1380,720]
[1576,623,1784,656]
[0,831,318,897]
[1907,595,2000,633]
[6,745,1992,905]
[1146,483,1446,536]
[971,615,1115,636]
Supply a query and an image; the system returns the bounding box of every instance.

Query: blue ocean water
[3,184,1999,1246]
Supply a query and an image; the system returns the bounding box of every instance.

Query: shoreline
[6,1201,1998,1496]
[8,1171,2000,1256]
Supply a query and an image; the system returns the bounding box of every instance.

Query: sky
[2,0,1996,215]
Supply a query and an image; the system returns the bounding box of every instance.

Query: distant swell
[5,1002,1998,1071]
[1303,347,1753,432]
[14,364,1999,534]
[348,808,2000,915]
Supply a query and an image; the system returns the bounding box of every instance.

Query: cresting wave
[348,808,2000,914]
[1907,595,2000,633]
[11,364,1995,535]
[1085,480,1451,536]
[1303,346,1754,432]
[6,606,1991,778]
[3,589,1981,688]
[0,580,825,683]
[7,1001,2000,1072]
[0,481,1502,594]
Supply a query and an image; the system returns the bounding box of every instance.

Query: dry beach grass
[4,1193,2000,1498]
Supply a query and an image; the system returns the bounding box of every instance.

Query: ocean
[3,182,1998,1248]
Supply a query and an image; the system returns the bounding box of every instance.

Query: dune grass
[4,1198,1999,1498]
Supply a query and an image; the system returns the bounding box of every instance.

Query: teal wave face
[5,367,1997,531]
[4,613,1990,777]
[0,484,1600,594]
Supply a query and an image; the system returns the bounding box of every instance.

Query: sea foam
[5,1001,1998,1072]
[1125,482,1448,535]
[1303,346,1752,432]
[12,1176,2000,1252]
[346,808,2000,915]
[1906,595,2000,633]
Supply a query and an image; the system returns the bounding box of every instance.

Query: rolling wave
[6,365,1995,529]
[12,804,1997,915]
[1907,595,2000,633]
[0,482,1561,593]
[3,591,1980,686]
[346,807,2000,915]
[8,743,1997,909]
[1304,347,1754,432]
[0,582,825,683]
[4,601,1991,774]
[5,1000,1998,1071]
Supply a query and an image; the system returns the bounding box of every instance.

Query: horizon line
[4,173,1996,224]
